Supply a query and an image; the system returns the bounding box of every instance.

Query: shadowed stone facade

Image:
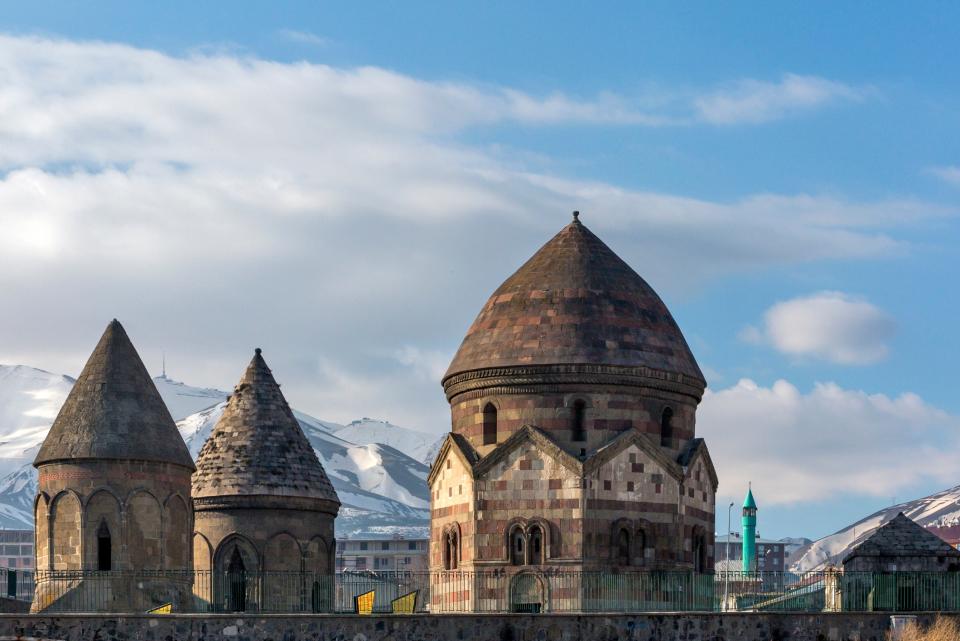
[191,349,340,612]
[32,320,195,612]
[843,513,960,573]
[430,214,718,612]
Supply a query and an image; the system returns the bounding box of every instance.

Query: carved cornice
[443,364,705,403]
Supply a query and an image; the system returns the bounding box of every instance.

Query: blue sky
[1,2,958,540]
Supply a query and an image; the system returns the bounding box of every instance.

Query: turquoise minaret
[741,484,758,572]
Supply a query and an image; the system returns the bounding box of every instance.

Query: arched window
[96,520,112,571]
[443,525,460,570]
[636,528,647,565]
[617,528,631,566]
[571,400,586,442]
[693,529,708,573]
[660,407,674,447]
[482,403,498,445]
[693,536,704,573]
[442,532,451,570]
[529,525,544,565]
[510,527,525,566]
[449,529,459,570]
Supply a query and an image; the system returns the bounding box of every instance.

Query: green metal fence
[13,569,960,614]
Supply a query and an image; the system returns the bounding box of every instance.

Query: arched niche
[263,533,302,612]
[304,536,330,574]
[34,494,50,571]
[83,490,121,571]
[51,491,82,571]
[264,532,301,572]
[125,490,162,570]
[193,533,213,572]
[213,534,259,576]
[163,495,190,570]
[214,535,260,613]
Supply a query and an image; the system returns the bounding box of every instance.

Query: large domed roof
[444,214,704,387]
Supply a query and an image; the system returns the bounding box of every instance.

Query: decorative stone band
[442,364,706,404]
[192,494,340,516]
[38,463,193,486]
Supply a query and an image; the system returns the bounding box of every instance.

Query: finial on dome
[255,347,262,356]
[572,210,580,222]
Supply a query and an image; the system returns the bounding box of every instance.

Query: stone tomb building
[32,320,195,612]
[843,513,960,573]
[191,349,340,612]
[826,513,960,611]
[429,214,718,613]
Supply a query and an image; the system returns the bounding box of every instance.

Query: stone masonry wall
[471,439,583,566]
[584,442,684,569]
[33,460,194,613]
[450,388,696,459]
[0,612,949,641]
[35,460,193,572]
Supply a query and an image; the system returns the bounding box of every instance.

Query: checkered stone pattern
[430,447,475,609]
[472,439,583,563]
[430,216,718,613]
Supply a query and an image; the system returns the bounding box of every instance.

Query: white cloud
[743,292,896,365]
[0,35,941,431]
[929,165,960,187]
[694,73,867,125]
[699,379,960,505]
[277,29,330,47]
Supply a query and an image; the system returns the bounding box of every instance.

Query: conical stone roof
[444,213,704,386]
[34,319,194,469]
[192,349,339,505]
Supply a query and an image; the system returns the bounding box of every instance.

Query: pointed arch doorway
[227,547,247,612]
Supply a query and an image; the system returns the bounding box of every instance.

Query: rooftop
[34,320,194,469]
[192,349,340,505]
[444,213,704,386]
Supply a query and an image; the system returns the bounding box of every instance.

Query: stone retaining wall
[0,612,954,641]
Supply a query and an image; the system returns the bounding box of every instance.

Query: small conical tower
[741,485,758,572]
[32,320,195,612]
[192,349,340,613]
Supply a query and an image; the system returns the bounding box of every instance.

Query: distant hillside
[791,485,960,572]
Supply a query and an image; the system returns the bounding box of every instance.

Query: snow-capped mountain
[178,403,429,538]
[331,417,445,466]
[0,366,75,478]
[0,364,431,537]
[791,485,960,572]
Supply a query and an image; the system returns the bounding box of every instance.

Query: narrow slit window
[572,400,586,442]
[483,403,498,445]
[660,407,673,447]
[96,521,112,571]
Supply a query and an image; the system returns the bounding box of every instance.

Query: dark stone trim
[443,364,705,404]
[192,495,340,515]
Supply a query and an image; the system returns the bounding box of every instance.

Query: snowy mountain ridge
[791,484,960,572]
[0,364,436,537]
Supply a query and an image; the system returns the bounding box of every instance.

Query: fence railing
[13,569,960,614]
